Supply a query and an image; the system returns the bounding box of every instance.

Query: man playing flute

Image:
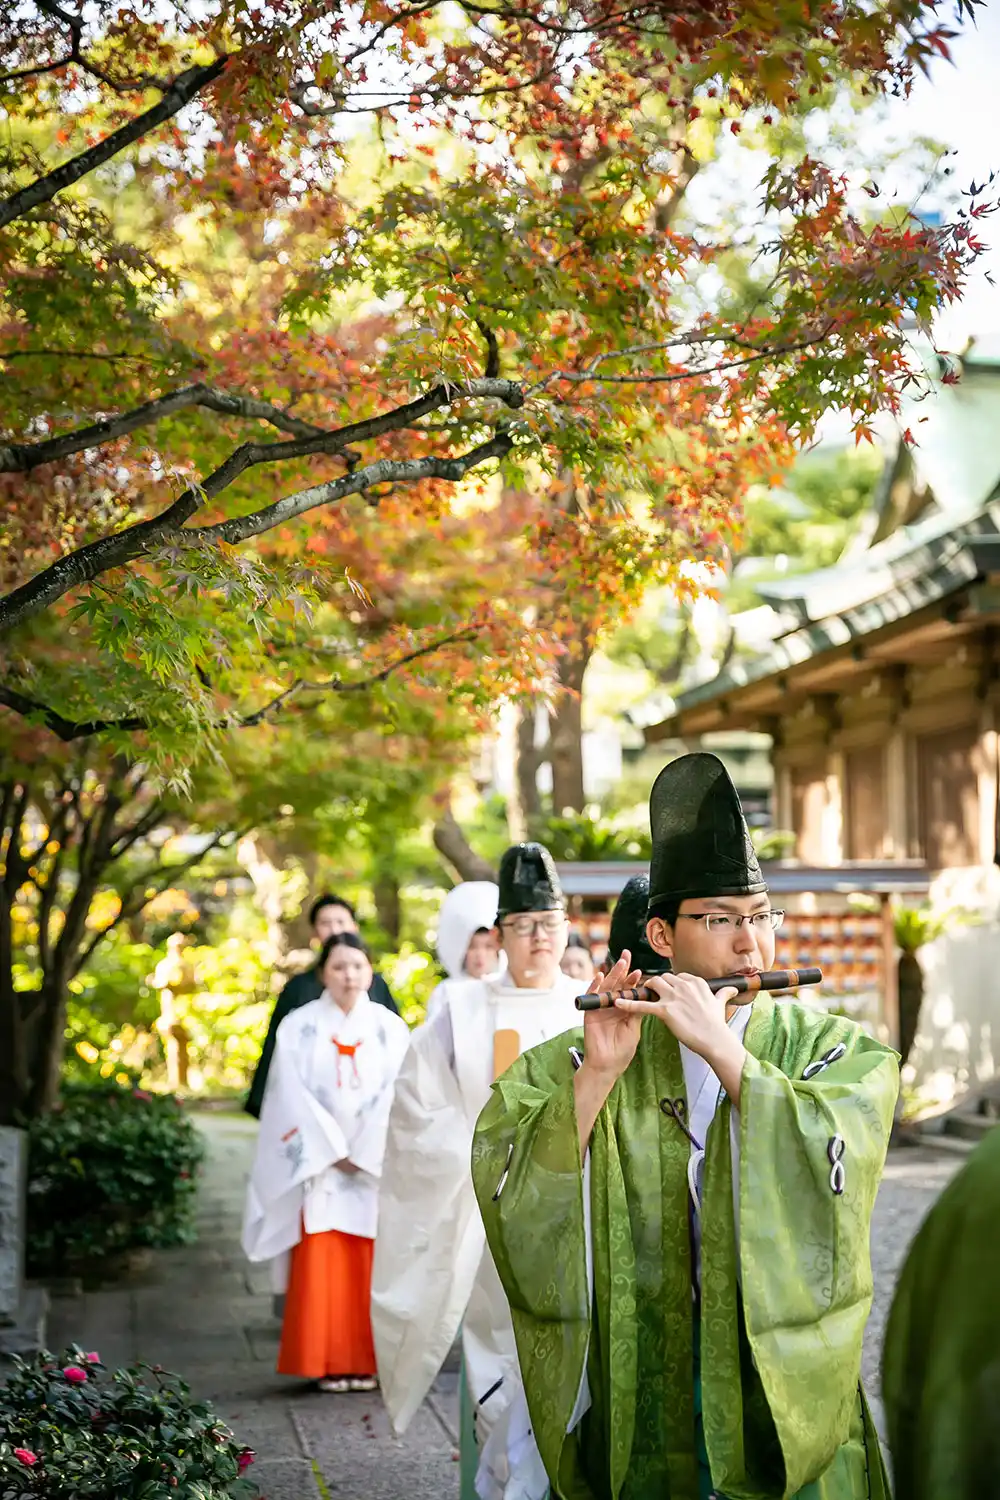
[472,752,898,1500]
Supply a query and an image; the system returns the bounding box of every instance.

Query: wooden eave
[648,532,1000,741]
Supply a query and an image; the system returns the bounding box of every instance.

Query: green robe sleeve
[701,1007,898,1499]
[881,1124,1000,1500]
[471,1035,599,1497]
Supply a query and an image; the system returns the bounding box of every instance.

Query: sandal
[348,1376,378,1392]
[317,1377,351,1393]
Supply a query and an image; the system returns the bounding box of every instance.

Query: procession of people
[241,752,907,1499]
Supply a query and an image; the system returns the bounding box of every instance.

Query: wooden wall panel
[790,761,828,864]
[916,724,981,868]
[844,744,887,860]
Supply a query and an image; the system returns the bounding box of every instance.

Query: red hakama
[277,1227,376,1379]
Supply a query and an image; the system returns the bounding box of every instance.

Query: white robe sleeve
[241,1016,350,1263]
[346,1016,412,1179]
[424,980,446,1023]
[371,1014,486,1435]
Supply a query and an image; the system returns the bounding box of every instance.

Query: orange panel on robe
[492,1027,520,1080]
[277,1228,376,1379]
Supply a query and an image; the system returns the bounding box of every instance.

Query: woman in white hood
[425,881,502,1022]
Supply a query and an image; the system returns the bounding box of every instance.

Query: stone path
[47,1110,461,1500]
[863,1144,963,1437]
[46,1111,965,1498]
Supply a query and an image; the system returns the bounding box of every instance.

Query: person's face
[500,910,568,990]
[560,945,595,985]
[322,945,373,1009]
[465,928,501,979]
[646,893,777,981]
[313,903,357,943]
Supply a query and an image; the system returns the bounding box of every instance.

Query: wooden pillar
[774,758,793,834]
[977,705,997,866]
[825,751,845,865]
[884,730,908,860]
[880,893,899,1050]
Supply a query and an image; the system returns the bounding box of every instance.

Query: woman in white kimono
[242,932,410,1391]
[425,881,502,1023]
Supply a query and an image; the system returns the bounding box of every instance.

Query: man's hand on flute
[574,957,748,1156]
[613,972,747,1109]
[573,951,643,1157]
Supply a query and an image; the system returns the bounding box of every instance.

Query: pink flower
[237,1449,255,1473]
[14,1449,38,1466]
[82,1351,100,1364]
[133,1089,152,1101]
[63,1365,88,1383]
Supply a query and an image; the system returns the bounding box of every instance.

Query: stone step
[0,1287,49,1362]
[943,1113,999,1142]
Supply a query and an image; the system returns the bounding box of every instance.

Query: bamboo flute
[575,966,823,1012]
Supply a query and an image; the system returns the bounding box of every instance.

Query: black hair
[565,932,590,950]
[646,898,680,929]
[317,931,371,970]
[309,893,356,927]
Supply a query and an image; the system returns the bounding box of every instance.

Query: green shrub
[26,1084,205,1277]
[0,1348,255,1498]
[381,943,440,1026]
[531,809,651,861]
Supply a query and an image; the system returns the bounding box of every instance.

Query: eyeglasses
[501,913,567,938]
[677,911,785,934]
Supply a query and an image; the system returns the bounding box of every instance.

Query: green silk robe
[471,997,898,1500]
[881,1121,1000,1499]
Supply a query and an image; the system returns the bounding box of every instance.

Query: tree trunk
[373,871,402,945]
[433,805,497,882]
[29,972,71,1117]
[0,897,27,1126]
[549,641,591,815]
[237,834,289,966]
[0,990,33,1127]
[515,703,543,830]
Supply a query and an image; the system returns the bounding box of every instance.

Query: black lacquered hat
[607,875,671,975]
[496,842,565,920]
[648,753,765,912]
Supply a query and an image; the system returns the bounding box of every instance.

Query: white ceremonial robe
[241,992,411,1270]
[371,971,581,1448]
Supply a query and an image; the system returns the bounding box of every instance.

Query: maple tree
[0,673,485,1122]
[0,0,994,1114]
[0,0,991,755]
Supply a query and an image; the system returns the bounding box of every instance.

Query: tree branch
[0,413,517,638]
[238,628,481,725]
[0,349,169,364]
[0,683,146,740]
[0,56,228,230]
[0,54,75,85]
[0,383,330,473]
[531,335,829,392]
[0,628,481,741]
[72,824,248,973]
[188,428,515,545]
[108,801,166,860]
[432,803,497,882]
